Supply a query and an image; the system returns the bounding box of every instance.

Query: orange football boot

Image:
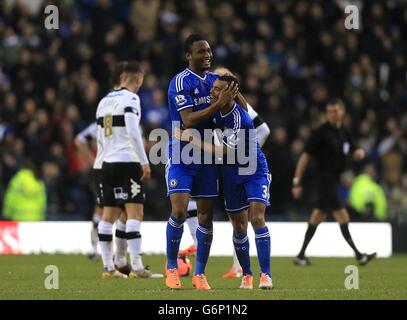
[258,273,273,290]
[166,268,181,289]
[239,274,253,289]
[222,267,243,278]
[192,274,211,290]
[178,245,197,256]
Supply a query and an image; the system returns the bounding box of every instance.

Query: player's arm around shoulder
[178,81,239,128]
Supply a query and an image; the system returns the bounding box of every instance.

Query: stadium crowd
[0,0,406,223]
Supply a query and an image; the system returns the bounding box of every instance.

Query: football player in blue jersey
[176,75,273,290]
[165,34,239,290]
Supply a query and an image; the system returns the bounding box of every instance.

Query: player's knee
[172,207,188,220]
[230,216,247,233]
[197,214,213,226]
[251,214,265,228]
[233,222,247,234]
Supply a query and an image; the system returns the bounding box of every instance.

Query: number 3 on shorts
[262,185,268,199]
[262,174,272,199]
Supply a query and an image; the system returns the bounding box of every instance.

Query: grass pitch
[0,254,406,300]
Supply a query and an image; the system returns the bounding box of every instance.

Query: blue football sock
[195,223,213,275]
[233,232,252,276]
[166,215,185,270]
[254,226,271,277]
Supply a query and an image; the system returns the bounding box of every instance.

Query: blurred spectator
[2,161,46,221]
[350,164,387,221]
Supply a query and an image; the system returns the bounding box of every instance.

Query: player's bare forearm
[180,100,222,128]
[74,138,94,167]
[189,135,223,156]
[294,152,310,182]
[236,92,248,111]
[177,129,224,156]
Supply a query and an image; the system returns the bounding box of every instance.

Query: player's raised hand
[218,81,239,106]
[174,126,183,140]
[228,81,239,99]
[141,164,151,181]
[174,127,196,142]
[292,185,303,199]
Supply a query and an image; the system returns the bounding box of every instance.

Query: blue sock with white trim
[254,226,271,277]
[166,215,185,269]
[195,223,213,275]
[233,232,252,275]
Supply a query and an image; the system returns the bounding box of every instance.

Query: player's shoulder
[207,71,219,80]
[122,89,139,100]
[236,103,249,115]
[169,69,192,92]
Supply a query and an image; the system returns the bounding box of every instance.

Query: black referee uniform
[304,122,355,213]
[294,120,376,266]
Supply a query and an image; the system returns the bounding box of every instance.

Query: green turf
[0,254,406,300]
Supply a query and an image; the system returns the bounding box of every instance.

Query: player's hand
[292,185,302,199]
[174,127,194,142]
[140,164,151,181]
[353,148,365,160]
[174,126,183,140]
[217,82,239,107]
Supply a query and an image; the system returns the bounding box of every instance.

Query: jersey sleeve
[304,128,320,155]
[169,76,194,112]
[247,104,258,120]
[124,94,141,123]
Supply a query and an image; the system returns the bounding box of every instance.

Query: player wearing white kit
[178,67,271,278]
[75,122,130,274]
[96,61,162,279]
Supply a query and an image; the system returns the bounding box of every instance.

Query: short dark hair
[327,98,345,109]
[184,33,206,53]
[110,61,144,86]
[218,74,240,87]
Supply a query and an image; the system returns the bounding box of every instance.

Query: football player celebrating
[176,75,273,290]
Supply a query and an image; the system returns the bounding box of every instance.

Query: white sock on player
[186,216,198,246]
[97,221,114,271]
[126,219,144,271]
[91,212,101,255]
[114,220,127,268]
[232,248,242,271]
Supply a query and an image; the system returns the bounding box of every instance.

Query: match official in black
[292,99,376,266]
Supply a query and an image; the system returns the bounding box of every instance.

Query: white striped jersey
[95,88,147,164]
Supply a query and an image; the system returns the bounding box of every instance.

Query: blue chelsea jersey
[167,68,219,160]
[215,103,269,175]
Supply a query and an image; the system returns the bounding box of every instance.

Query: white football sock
[97,221,114,271]
[126,219,144,271]
[232,248,241,271]
[114,220,127,268]
[186,216,198,246]
[91,212,101,255]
